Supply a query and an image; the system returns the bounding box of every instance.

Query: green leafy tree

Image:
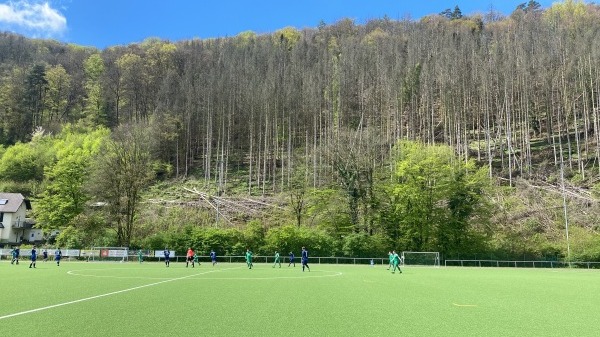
[243,220,266,254]
[35,126,109,230]
[25,64,48,128]
[83,54,106,126]
[55,219,116,249]
[440,6,463,20]
[516,1,542,13]
[341,232,390,257]
[0,67,30,144]
[0,130,53,182]
[264,225,336,257]
[44,65,71,124]
[273,26,301,50]
[388,141,492,255]
[116,53,145,122]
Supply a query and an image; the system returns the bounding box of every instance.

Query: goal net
[401,251,440,267]
[90,247,129,262]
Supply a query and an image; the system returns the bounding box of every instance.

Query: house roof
[0,193,31,213]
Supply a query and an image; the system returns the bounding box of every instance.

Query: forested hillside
[1,1,600,260]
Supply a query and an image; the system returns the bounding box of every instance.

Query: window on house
[0,212,3,222]
[31,233,35,238]
[0,199,7,205]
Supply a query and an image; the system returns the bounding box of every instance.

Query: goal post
[401,251,440,267]
[90,247,129,262]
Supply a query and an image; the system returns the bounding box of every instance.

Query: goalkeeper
[391,250,402,274]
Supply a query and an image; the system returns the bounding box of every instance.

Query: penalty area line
[0,267,239,321]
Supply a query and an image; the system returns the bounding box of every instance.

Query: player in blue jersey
[210,250,217,266]
[10,246,19,265]
[288,251,295,267]
[301,247,310,272]
[29,246,37,268]
[42,249,48,262]
[55,248,62,266]
[164,247,170,267]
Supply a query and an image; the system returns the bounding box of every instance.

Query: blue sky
[0,0,558,49]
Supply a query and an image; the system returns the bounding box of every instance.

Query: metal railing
[3,250,599,269]
[11,220,24,228]
[444,259,600,269]
[146,255,387,265]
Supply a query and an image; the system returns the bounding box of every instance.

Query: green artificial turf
[1,260,599,336]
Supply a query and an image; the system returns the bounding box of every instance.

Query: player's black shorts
[187,256,193,262]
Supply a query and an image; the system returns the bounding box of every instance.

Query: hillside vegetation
[1,1,600,260]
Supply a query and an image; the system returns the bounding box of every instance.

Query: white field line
[67,268,343,281]
[0,267,240,321]
[196,271,343,280]
[452,303,478,307]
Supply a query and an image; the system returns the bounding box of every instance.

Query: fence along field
[1,259,600,336]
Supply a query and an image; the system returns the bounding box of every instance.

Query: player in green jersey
[273,251,281,268]
[245,248,253,269]
[387,251,393,270]
[391,250,402,274]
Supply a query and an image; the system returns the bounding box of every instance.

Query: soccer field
[1,260,599,337]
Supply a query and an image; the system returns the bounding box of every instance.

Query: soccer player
[55,248,62,266]
[138,249,143,264]
[288,251,295,267]
[163,247,170,267]
[273,251,281,268]
[245,248,253,269]
[43,249,48,262]
[387,251,393,270]
[391,250,402,274]
[10,246,19,265]
[186,247,195,268]
[29,246,37,268]
[193,252,200,266]
[301,246,310,272]
[210,249,217,266]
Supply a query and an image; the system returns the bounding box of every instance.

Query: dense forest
[1,0,600,261]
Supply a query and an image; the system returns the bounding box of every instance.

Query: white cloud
[0,1,66,37]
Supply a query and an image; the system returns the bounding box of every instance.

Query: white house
[0,193,40,244]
